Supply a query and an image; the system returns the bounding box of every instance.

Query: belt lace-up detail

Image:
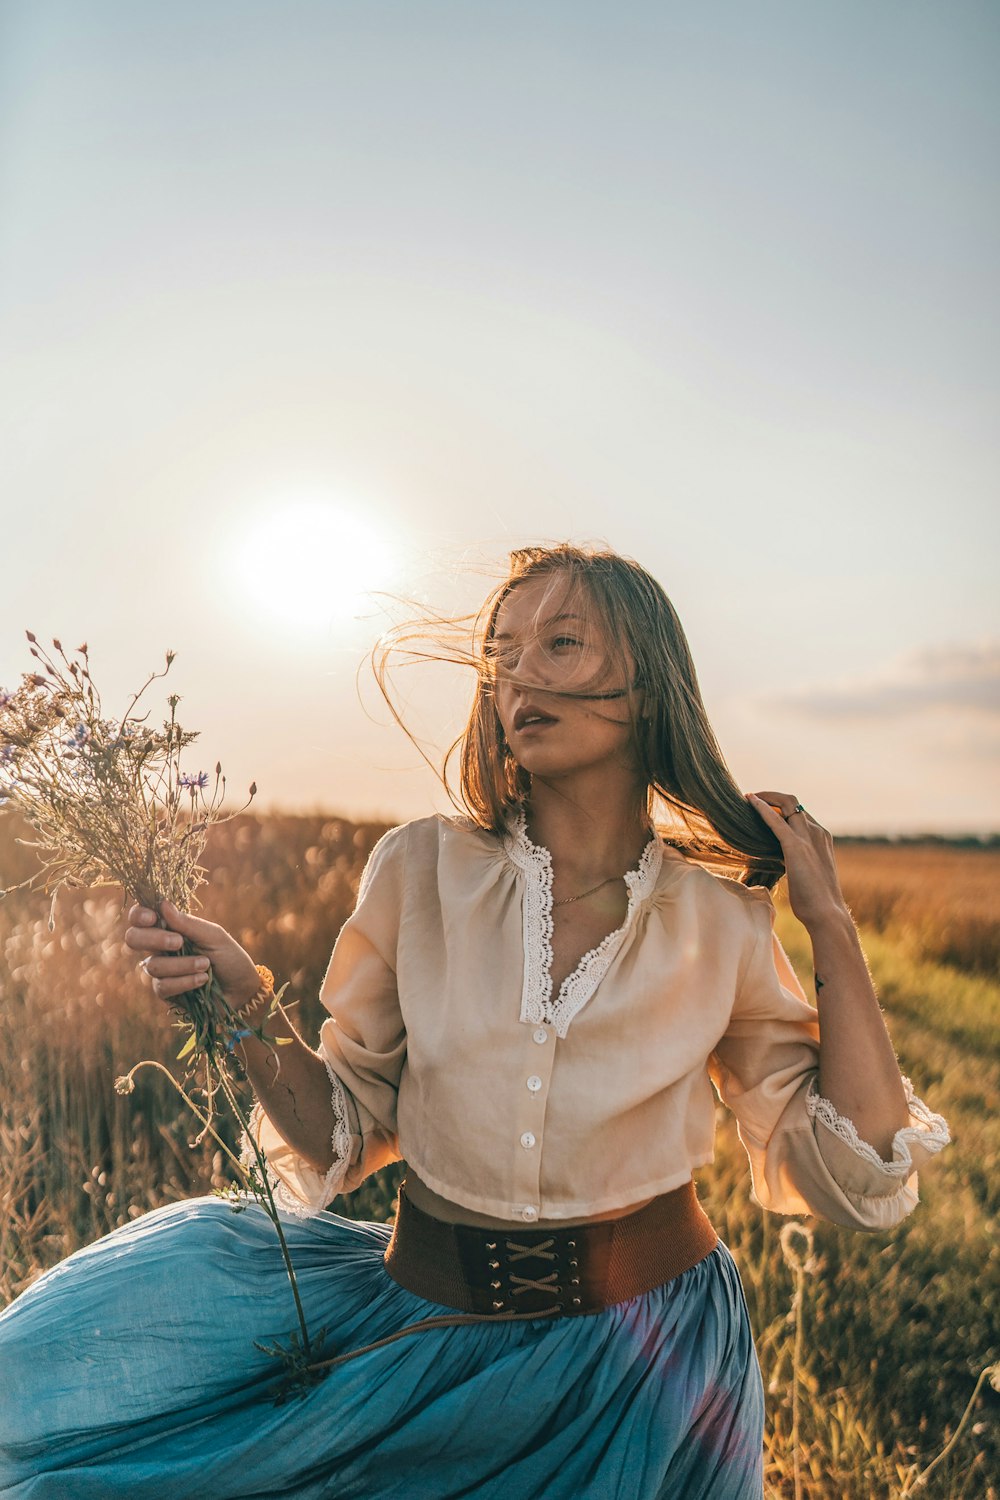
[455,1229,590,1314]
[367,1178,720,1368]
[500,1237,559,1300]
[501,1237,558,1298]
[505,1236,556,1262]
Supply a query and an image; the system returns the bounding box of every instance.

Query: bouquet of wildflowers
[0,634,327,1399]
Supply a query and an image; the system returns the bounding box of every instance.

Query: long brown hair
[373,543,785,890]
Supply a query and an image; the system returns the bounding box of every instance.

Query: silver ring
[787,803,807,818]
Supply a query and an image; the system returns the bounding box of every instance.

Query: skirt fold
[0,1196,764,1499]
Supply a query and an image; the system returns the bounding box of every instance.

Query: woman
[0,543,951,1498]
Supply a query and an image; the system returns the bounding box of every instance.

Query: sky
[1,1,997,837]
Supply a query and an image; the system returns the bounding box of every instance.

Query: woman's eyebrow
[492,612,584,641]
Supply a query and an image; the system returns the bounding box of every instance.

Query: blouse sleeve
[241,823,408,1216]
[706,886,951,1231]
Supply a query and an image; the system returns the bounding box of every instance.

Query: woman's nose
[508,638,553,681]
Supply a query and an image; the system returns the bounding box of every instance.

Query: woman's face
[489,574,643,785]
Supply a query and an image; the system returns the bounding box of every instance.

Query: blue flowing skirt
[0,1196,765,1498]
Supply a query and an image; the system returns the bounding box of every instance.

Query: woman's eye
[552,636,583,649]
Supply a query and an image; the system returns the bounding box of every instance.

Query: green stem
[120,937,317,1380]
[213,1061,314,1362]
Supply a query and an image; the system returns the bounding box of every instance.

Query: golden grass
[833,842,1000,979]
[0,814,996,1496]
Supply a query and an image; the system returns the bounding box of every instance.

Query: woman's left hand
[745,790,848,930]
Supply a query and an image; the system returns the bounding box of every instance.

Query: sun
[232,498,398,633]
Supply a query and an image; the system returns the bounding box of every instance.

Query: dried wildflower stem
[114,1056,246,1175]
[1,635,325,1400]
[778,1222,818,1500]
[125,942,319,1374]
[212,1063,315,1363]
[899,1361,1000,1496]
[790,1265,803,1500]
[116,973,318,1365]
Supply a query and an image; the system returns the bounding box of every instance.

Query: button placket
[513,1020,557,1220]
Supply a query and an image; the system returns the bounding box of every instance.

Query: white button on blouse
[521,1206,539,1221]
[526,1075,542,1092]
[520,1131,536,1149]
[532,1027,548,1044]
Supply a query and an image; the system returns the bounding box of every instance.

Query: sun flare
[232,498,397,633]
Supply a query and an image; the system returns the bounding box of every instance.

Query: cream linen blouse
[244,811,951,1231]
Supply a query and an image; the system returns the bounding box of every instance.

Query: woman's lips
[513,709,559,734]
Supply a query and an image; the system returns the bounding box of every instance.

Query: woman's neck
[523,776,652,888]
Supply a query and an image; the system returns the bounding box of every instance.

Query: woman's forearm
[809,905,911,1160]
[234,1000,338,1174]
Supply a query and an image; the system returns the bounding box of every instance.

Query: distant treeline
[835,832,1000,848]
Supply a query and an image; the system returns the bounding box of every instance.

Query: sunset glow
[231,499,397,633]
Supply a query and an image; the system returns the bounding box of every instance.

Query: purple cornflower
[63,723,91,748]
[180,770,210,790]
[0,689,12,708]
[1,745,15,764]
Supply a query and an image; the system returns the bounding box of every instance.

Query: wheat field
[1,812,997,1498]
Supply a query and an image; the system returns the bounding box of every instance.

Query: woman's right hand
[124,899,261,1012]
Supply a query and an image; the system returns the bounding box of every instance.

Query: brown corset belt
[384,1177,720,1319]
[309,1177,719,1375]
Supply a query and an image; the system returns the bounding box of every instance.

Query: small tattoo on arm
[814,972,825,997]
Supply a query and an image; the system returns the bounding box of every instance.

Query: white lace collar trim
[502,807,664,1038]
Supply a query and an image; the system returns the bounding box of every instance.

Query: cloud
[760,640,1000,720]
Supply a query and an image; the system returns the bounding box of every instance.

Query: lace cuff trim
[805,1073,951,1182]
[502,806,664,1037]
[322,1052,357,1180]
[238,1057,356,1218]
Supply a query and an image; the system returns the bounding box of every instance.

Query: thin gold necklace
[553,873,623,907]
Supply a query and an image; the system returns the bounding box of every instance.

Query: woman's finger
[150,975,212,1003]
[141,954,211,981]
[157,899,220,945]
[745,792,787,830]
[124,925,186,953]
